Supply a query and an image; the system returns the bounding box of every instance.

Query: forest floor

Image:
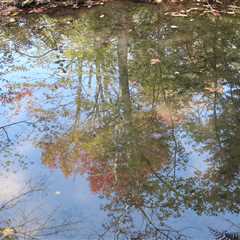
[0,0,240,18]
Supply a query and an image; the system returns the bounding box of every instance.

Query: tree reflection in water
[0,179,81,240]
[0,2,240,239]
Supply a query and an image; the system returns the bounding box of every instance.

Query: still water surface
[0,2,240,239]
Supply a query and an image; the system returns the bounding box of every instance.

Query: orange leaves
[155,104,183,126]
[204,86,224,94]
[0,88,32,104]
[89,168,114,193]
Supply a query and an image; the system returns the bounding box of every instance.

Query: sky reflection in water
[0,2,240,239]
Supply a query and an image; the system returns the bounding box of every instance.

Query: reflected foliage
[0,2,240,239]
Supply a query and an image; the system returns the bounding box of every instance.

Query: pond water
[0,2,240,239]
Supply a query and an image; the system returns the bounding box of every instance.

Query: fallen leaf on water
[29,7,47,14]
[212,10,221,16]
[154,0,162,3]
[205,87,224,94]
[9,18,16,23]
[171,12,188,17]
[21,0,34,7]
[10,12,19,16]
[170,25,179,29]
[2,228,15,237]
[151,58,160,65]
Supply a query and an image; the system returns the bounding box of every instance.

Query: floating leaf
[150,58,160,65]
[2,227,15,237]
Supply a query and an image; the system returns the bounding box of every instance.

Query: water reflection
[0,2,240,239]
[0,178,81,240]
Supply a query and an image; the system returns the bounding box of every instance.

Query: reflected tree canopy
[0,2,240,239]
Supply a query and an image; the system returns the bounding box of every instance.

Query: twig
[0,120,35,141]
[14,45,57,59]
[0,120,34,129]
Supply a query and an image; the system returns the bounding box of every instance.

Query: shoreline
[0,0,240,17]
